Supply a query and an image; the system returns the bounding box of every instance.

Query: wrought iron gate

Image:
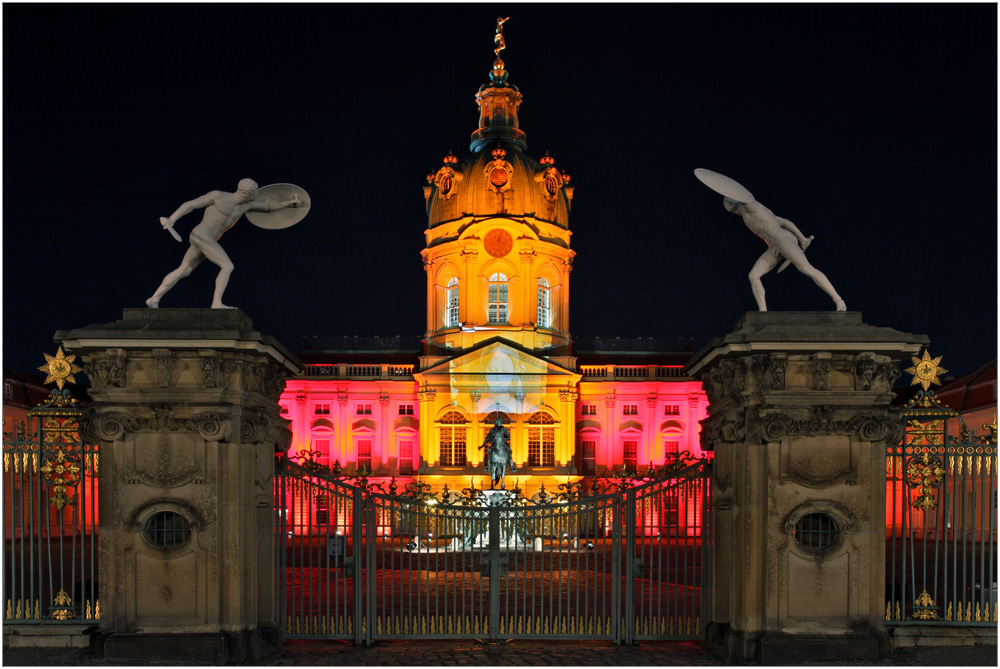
[275,458,712,643]
[3,389,100,624]
[886,388,998,625]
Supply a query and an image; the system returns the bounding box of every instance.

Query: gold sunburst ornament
[905,350,947,391]
[38,347,83,391]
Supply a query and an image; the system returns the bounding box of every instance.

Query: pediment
[417,338,578,389]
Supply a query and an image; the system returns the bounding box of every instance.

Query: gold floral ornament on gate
[37,347,83,391]
[40,449,82,510]
[906,451,945,512]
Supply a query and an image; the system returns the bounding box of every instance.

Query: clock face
[484,229,513,258]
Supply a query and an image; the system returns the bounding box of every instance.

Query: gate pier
[687,312,927,663]
[56,309,300,662]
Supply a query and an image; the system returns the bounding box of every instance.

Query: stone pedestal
[55,309,301,663]
[687,312,928,664]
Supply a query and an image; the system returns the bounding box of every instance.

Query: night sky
[3,4,996,380]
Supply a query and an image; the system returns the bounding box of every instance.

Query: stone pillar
[56,309,301,663]
[687,312,927,664]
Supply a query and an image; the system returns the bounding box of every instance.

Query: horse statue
[480,417,515,489]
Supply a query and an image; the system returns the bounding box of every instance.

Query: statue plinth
[687,312,928,664]
[56,309,301,663]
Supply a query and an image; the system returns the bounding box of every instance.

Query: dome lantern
[471,18,526,154]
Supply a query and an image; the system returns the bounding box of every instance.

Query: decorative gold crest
[486,148,512,193]
[38,348,83,391]
[904,350,947,391]
[434,166,463,200]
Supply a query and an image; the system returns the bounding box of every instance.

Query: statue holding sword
[694,169,846,312]
[147,178,308,309]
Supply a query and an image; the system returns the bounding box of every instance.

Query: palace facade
[278,48,708,498]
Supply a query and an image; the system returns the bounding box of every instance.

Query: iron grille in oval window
[794,513,840,550]
[144,511,192,549]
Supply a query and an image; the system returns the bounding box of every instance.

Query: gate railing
[3,389,100,624]
[274,457,712,644]
[886,388,998,625]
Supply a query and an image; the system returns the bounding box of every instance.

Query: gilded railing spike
[95,600,100,620]
[966,602,972,621]
[695,618,701,635]
[34,600,40,619]
[15,599,22,620]
[3,452,9,473]
[975,602,982,622]
[5,600,11,619]
[946,602,953,621]
[885,602,892,620]
[895,602,902,621]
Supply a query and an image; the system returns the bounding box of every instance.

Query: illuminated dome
[425,56,573,229]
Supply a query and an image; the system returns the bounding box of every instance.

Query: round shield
[245,183,311,229]
[694,168,755,203]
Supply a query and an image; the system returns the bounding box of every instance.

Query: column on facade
[560,262,571,336]
[337,390,349,467]
[423,256,436,335]
[418,387,436,468]
[514,392,526,467]
[645,392,658,467]
[520,247,535,327]
[687,395,700,454]
[462,249,477,326]
[602,389,616,474]
[469,390,482,466]
[294,392,308,455]
[558,387,577,467]
[378,392,390,469]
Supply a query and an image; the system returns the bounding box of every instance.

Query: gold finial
[494,17,509,57]
[38,347,82,391]
[904,350,947,391]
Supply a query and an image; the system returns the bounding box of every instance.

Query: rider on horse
[480,417,515,489]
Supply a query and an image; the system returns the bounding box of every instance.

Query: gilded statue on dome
[494,17,509,57]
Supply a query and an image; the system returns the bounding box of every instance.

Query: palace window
[663,439,679,458]
[280,405,289,415]
[398,439,415,476]
[439,410,467,467]
[446,277,460,327]
[398,404,414,416]
[488,272,509,323]
[537,278,551,328]
[527,411,556,467]
[315,403,330,415]
[312,438,331,468]
[623,440,638,473]
[581,440,596,476]
[356,439,372,472]
[581,404,597,416]
[622,404,639,416]
[3,382,12,401]
[356,404,372,415]
[663,404,680,416]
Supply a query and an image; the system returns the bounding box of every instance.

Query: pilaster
[56,309,301,663]
[688,312,927,664]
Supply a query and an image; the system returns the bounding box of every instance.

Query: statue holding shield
[695,168,846,312]
[146,179,309,309]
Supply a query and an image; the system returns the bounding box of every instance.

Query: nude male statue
[146,179,299,309]
[724,196,846,312]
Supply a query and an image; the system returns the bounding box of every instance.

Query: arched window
[488,272,508,323]
[537,278,551,328]
[438,410,467,467]
[527,411,556,467]
[446,277,460,327]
